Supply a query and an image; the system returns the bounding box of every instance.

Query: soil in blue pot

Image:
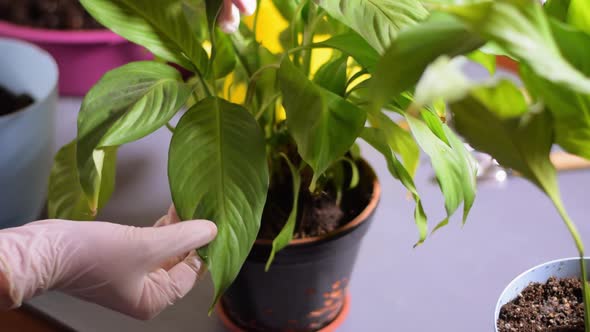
[498,277,585,332]
[0,84,33,116]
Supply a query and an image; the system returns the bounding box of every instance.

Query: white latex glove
[218,0,257,33]
[0,207,217,320]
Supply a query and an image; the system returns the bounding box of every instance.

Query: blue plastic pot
[495,257,589,331]
[0,38,58,228]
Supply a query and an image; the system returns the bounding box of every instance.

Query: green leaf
[316,0,429,54]
[313,33,380,72]
[278,57,366,190]
[361,127,427,244]
[368,111,420,176]
[406,112,477,225]
[48,141,117,219]
[313,55,348,96]
[370,13,482,112]
[521,68,590,160]
[544,0,570,22]
[467,50,496,74]
[80,0,208,72]
[450,82,552,189]
[567,0,590,34]
[342,157,360,189]
[441,0,590,94]
[77,62,191,210]
[168,97,269,307]
[518,20,590,160]
[412,55,472,108]
[265,154,301,271]
[210,28,237,79]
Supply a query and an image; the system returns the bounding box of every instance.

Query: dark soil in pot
[221,158,379,332]
[0,0,102,30]
[498,277,585,332]
[259,154,371,240]
[0,85,34,116]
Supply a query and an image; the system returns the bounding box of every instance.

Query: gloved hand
[0,207,217,320]
[218,0,256,33]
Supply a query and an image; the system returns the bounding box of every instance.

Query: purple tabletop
[29,73,590,332]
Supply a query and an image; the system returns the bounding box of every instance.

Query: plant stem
[245,64,280,106]
[194,69,212,97]
[290,0,309,66]
[253,0,261,41]
[165,122,175,133]
[551,195,589,332]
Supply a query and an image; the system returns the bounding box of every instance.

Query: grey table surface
[29,71,590,332]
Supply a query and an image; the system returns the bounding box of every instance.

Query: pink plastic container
[0,20,152,96]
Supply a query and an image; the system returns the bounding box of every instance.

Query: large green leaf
[316,0,429,54]
[405,112,477,225]
[368,111,420,176]
[48,141,116,220]
[519,20,590,160]
[440,0,590,94]
[265,154,301,271]
[278,57,366,190]
[168,97,269,307]
[77,62,190,210]
[361,127,427,244]
[80,0,208,72]
[313,33,380,72]
[370,13,482,112]
[451,82,552,189]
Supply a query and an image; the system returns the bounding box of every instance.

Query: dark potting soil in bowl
[498,277,585,332]
[0,0,103,30]
[0,85,34,116]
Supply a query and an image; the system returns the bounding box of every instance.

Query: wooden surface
[0,307,71,332]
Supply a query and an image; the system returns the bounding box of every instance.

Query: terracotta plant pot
[217,161,381,331]
[494,257,589,331]
[0,20,151,96]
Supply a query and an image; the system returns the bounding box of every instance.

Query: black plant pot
[217,163,380,332]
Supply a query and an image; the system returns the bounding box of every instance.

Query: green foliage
[278,57,366,190]
[316,0,429,53]
[80,0,208,72]
[265,154,301,271]
[168,97,268,307]
[76,61,190,210]
[48,0,590,321]
[48,140,117,219]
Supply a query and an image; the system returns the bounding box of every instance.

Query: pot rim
[255,161,381,246]
[0,38,59,121]
[0,20,125,45]
[494,256,586,331]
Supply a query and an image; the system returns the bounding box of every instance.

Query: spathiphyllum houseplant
[46,0,590,330]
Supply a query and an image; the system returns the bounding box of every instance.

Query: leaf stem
[194,69,212,97]
[551,194,589,332]
[165,122,175,133]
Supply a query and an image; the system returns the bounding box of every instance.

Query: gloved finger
[218,0,240,33]
[135,252,205,320]
[136,220,217,267]
[153,206,179,227]
[232,0,256,15]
